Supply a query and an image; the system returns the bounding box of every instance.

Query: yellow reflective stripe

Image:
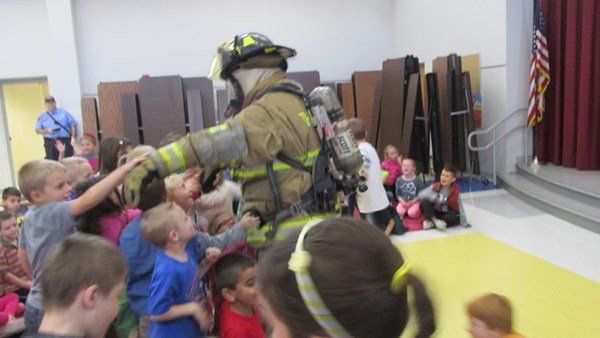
[235,149,321,179]
[278,214,334,230]
[209,124,228,134]
[236,167,268,179]
[299,111,311,127]
[265,46,276,54]
[170,143,185,171]
[246,214,337,245]
[306,149,320,158]
[158,148,174,172]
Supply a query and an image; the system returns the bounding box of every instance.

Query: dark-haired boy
[420,167,461,230]
[2,187,28,226]
[215,253,263,338]
[23,234,127,338]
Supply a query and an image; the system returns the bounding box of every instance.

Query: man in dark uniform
[35,95,78,160]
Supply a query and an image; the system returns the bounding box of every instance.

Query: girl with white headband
[259,218,435,338]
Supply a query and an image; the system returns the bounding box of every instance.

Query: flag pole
[530,0,540,169]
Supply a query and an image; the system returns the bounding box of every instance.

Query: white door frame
[0,77,48,188]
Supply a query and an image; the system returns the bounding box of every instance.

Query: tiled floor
[391,189,600,338]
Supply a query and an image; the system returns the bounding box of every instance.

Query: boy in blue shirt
[141,202,221,338]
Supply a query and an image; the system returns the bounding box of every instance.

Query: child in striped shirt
[0,211,31,298]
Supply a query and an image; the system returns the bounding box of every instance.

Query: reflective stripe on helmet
[242,36,256,47]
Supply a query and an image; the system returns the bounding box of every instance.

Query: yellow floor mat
[398,233,600,338]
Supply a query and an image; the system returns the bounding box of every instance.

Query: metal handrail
[468,108,527,150]
[467,107,528,185]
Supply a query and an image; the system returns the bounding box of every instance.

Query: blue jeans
[24,304,44,335]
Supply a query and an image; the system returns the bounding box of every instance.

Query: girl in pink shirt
[75,176,141,245]
[381,145,403,199]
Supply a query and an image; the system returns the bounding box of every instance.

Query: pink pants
[396,203,421,219]
[0,293,20,326]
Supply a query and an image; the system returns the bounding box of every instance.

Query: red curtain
[535,0,600,170]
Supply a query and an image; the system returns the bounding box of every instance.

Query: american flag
[528,0,550,128]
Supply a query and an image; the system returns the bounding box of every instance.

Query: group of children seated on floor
[347,117,463,235]
[0,127,524,338]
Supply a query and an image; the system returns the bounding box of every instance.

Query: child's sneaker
[433,219,447,230]
[423,220,434,230]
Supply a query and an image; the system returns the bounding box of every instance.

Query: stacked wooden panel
[183,77,216,131]
[286,71,320,93]
[336,82,356,118]
[138,76,186,147]
[81,97,99,140]
[432,57,453,169]
[426,73,444,181]
[216,89,228,124]
[377,58,406,157]
[367,56,428,172]
[449,55,467,170]
[120,93,142,145]
[97,81,139,138]
[352,71,382,145]
[430,53,480,175]
[371,79,383,148]
[419,63,430,143]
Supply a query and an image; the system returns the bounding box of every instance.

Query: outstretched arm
[70,154,147,216]
[124,122,250,207]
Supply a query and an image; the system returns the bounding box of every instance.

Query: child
[347,118,404,235]
[259,218,435,338]
[215,253,263,338]
[209,213,238,236]
[56,133,99,172]
[99,137,132,174]
[164,173,208,231]
[29,234,128,338]
[196,173,242,225]
[141,202,220,338]
[17,155,146,334]
[76,133,99,172]
[120,166,255,338]
[395,158,427,220]
[381,144,403,200]
[60,157,93,200]
[420,166,461,230]
[467,293,524,338]
[0,293,23,327]
[1,187,28,226]
[75,175,141,246]
[0,211,31,298]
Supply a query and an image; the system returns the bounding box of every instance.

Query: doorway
[0,79,49,186]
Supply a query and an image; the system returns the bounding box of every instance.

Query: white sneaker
[423,220,435,230]
[433,219,447,230]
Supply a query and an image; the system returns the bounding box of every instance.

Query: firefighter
[123,33,335,246]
